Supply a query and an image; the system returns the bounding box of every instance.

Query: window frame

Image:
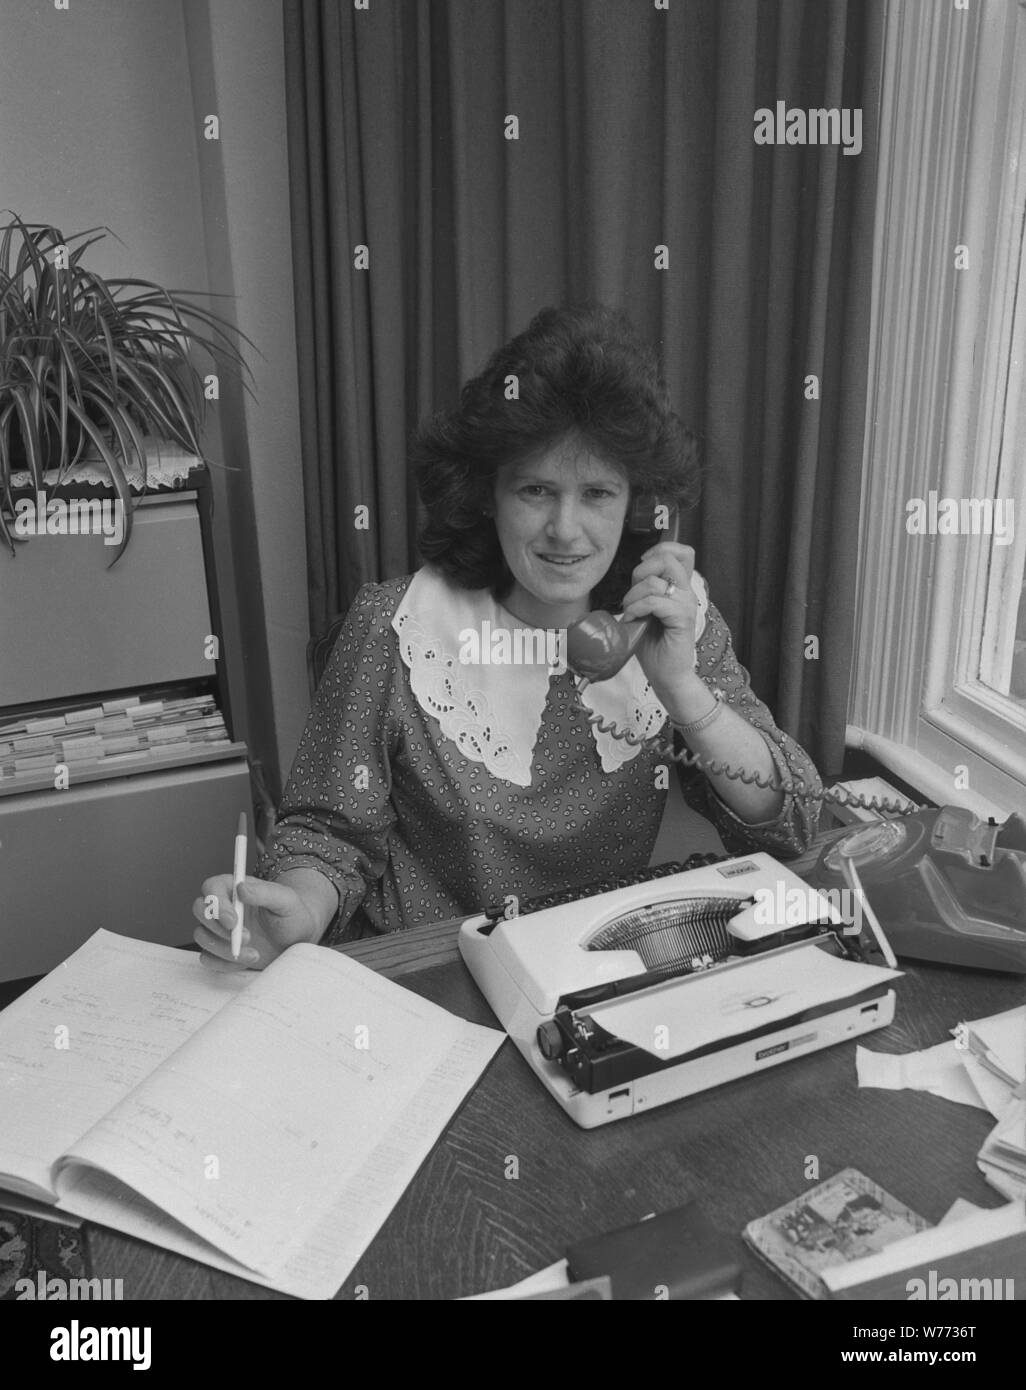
[850,0,1026,818]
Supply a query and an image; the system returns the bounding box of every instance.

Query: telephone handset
[564,494,681,685]
[564,494,913,819]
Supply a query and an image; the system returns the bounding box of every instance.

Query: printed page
[989,1099,1026,1161]
[962,1054,1019,1119]
[0,930,248,1200]
[965,1006,1026,1086]
[57,943,503,1294]
[589,942,902,1057]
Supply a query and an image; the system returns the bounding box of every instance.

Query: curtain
[283,0,884,777]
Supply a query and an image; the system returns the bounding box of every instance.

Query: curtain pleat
[283,0,884,776]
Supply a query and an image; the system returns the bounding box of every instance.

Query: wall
[0,0,310,797]
[184,0,310,793]
[0,0,207,286]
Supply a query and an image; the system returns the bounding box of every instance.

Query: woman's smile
[537,550,590,566]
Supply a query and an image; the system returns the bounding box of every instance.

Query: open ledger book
[0,930,503,1298]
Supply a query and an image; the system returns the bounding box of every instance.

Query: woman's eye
[520,485,548,497]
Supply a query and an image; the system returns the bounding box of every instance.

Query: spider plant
[0,213,254,561]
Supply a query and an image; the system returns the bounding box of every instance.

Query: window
[976,218,1026,709]
[850,0,1026,816]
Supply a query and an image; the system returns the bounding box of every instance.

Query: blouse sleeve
[256,583,400,929]
[676,599,823,859]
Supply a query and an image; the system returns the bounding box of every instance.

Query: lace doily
[8,438,202,493]
[392,566,708,786]
[393,609,536,785]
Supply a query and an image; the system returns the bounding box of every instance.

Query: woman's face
[491,439,630,627]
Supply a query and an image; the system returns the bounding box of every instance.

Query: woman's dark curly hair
[413,304,702,610]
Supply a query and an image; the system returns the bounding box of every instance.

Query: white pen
[230,812,247,960]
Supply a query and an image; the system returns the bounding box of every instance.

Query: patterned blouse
[258,571,822,940]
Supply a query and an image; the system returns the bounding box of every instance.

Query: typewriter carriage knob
[537,1019,565,1061]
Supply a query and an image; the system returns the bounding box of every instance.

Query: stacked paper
[961,1008,1026,1200]
[0,693,232,787]
[856,1006,1025,1199]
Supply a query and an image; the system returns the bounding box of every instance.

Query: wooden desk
[17,838,1026,1300]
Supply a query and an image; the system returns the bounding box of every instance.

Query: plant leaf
[2,212,253,530]
[65,397,134,564]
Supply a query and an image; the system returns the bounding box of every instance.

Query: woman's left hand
[621,542,702,708]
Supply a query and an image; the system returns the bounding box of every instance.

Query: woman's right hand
[191,875,325,971]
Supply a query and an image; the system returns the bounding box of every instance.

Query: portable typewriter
[459,853,903,1128]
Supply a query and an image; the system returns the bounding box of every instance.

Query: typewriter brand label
[757,1032,817,1061]
[717,861,759,877]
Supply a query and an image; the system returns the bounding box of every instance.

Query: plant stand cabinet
[0,482,251,981]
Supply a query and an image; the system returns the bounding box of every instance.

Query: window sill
[845,725,1014,820]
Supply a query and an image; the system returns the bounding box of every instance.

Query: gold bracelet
[672,689,725,737]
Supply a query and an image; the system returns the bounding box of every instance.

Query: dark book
[566,1201,741,1300]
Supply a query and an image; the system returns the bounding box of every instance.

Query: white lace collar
[391,565,708,787]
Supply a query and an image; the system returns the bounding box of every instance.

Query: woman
[193,305,822,970]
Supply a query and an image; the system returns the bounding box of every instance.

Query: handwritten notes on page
[0,930,502,1298]
[0,930,247,1202]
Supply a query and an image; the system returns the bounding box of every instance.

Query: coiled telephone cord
[571,685,921,818]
